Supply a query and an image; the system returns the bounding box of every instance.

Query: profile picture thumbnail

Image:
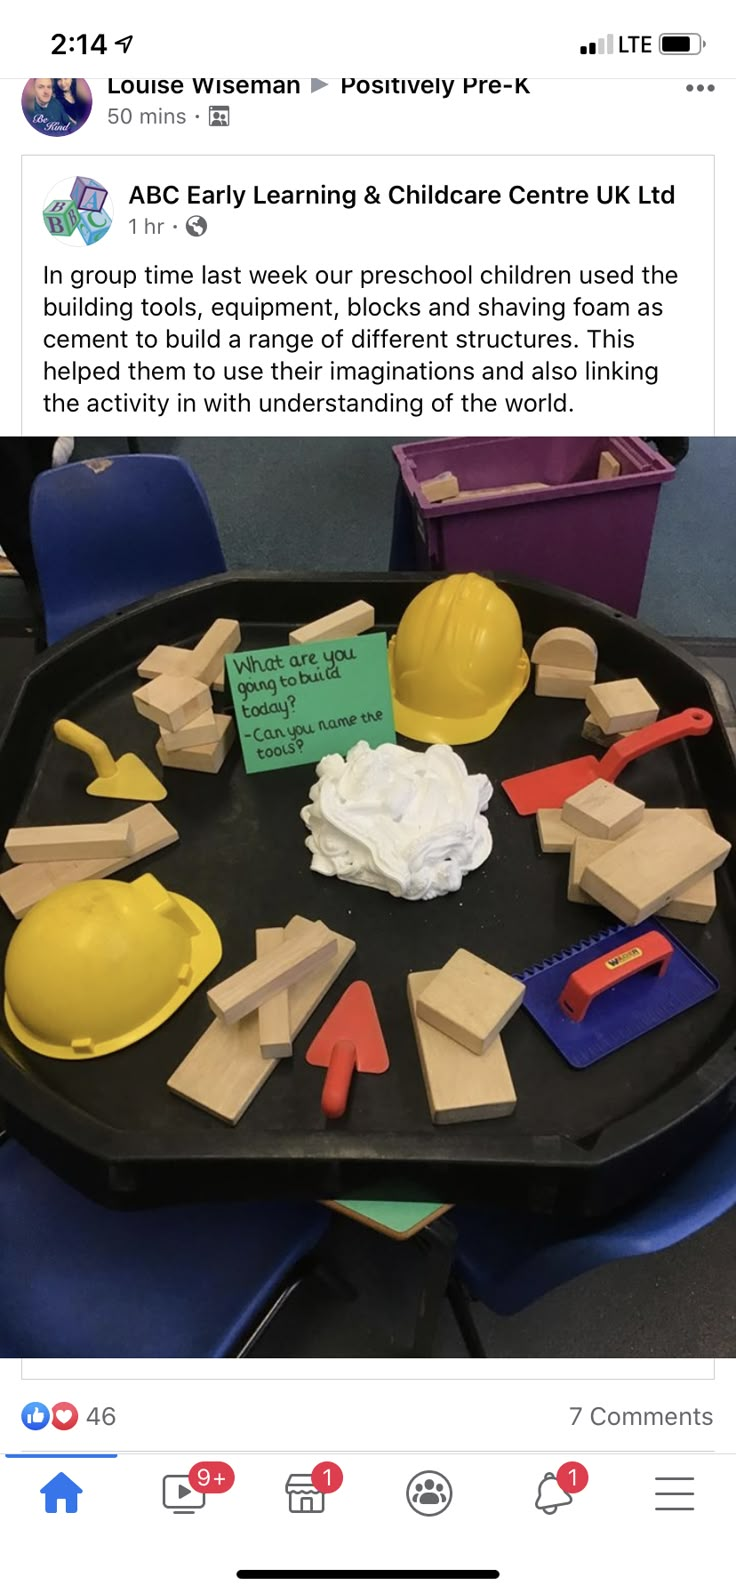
[22,77,92,136]
[43,176,113,248]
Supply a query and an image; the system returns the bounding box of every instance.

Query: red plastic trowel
[502,708,713,816]
[306,982,389,1119]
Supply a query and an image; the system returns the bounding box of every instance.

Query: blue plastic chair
[448,1118,736,1354]
[0,1139,330,1357]
[30,455,226,645]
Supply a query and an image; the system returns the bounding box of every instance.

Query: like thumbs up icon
[21,1402,50,1429]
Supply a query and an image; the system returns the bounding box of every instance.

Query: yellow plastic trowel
[54,719,167,802]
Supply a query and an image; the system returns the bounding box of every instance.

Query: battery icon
[659,33,703,53]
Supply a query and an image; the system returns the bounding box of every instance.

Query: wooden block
[454,482,548,500]
[155,715,234,773]
[536,808,579,853]
[582,713,623,747]
[256,927,292,1059]
[419,472,460,503]
[284,915,356,1037]
[5,819,134,864]
[288,600,375,647]
[531,627,598,671]
[598,450,621,480]
[159,709,218,752]
[585,679,658,734]
[212,664,225,691]
[168,1010,278,1125]
[408,971,516,1124]
[562,779,645,840]
[191,618,241,686]
[567,834,618,903]
[535,663,596,699]
[415,948,525,1054]
[581,811,731,925]
[208,921,338,1025]
[660,872,717,925]
[166,915,356,1125]
[137,644,196,680]
[133,674,212,733]
[0,804,178,919]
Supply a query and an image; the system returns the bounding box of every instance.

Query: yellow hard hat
[3,874,222,1060]
[388,574,530,744]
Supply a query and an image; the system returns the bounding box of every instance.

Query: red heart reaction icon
[51,1403,79,1430]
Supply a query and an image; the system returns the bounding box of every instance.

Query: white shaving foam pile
[301,740,493,901]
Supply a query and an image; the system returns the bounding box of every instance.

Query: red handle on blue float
[558,930,673,1022]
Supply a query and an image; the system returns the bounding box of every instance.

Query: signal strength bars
[580,35,615,53]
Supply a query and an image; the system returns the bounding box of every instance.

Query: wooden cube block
[288,600,375,647]
[535,663,596,699]
[536,808,579,853]
[159,709,218,752]
[580,811,730,925]
[562,778,645,840]
[531,627,598,671]
[5,819,134,864]
[137,644,196,680]
[133,674,212,733]
[414,948,525,1054]
[419,472,459,504]
[408,971,516,1124]
[585,678,658,734]
[256,927,292,1059]
[207,921,338,1025]
[567,834,618,903]
[155,715,234,773]
[191,618,241,686]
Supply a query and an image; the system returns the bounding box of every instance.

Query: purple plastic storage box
[393,436,675,615]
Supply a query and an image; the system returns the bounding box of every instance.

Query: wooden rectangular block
[288,600,375,647]
[535,663,596,699]
[567,834,618,903]
[660,871,717,924]
[585,678,658,734]
[156,715,234,773]
[531,627,598,671]
[191,618,241,686]
[454,482,547,500]
[415,948,525,1054]
[0,804,178,919]
[208,921,338,1025]
[582,713,623,747]
[137,644,196,680]
[133,674,212,733]
[5,818,134,864]
[212,664,225,691]
[598,449,621,480]
[256,927,292,1059]
[562,778,645,840]
[536,808,579,853]
[159,709,218,752]
[581,811,731,925]
[419,472,459,503]
[408,971,516,1124]
[284,915,356,1037]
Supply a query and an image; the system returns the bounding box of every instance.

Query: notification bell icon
[535,1472,573,1515]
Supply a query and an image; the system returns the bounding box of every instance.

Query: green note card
[227,631,396,773]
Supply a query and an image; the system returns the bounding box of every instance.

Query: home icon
[285,1474,325,1513]
[40,1472,83,1514]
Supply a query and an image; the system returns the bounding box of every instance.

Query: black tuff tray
[1,572,735,1219]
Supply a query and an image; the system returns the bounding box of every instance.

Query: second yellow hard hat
[388,573,530,744]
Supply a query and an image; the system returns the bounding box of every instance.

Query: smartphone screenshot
[0,4,734,1589]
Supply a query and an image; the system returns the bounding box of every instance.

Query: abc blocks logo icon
[43,175,112,245]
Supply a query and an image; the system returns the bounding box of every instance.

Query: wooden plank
[137,644,196,680]
[535,663,596,699]
[408,971,517,1124]
[0,804,178,919]
[133,675,212,733]
[256,927,292,1059]
[156,715,234,773]
[289,601,375,646]
[415,948,525,1054]
[191,618,241,686]
[159,709,218,752]
[284,915,356,1036]
[561,778,645,840]
[5,819,134,864]
[453,482,548,500]
[531,627,598,670]
[207,921,338,1025]
[581,811,731,925]
[536,808,579,853]
[585,678,658,734]
[597,450,621,480]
